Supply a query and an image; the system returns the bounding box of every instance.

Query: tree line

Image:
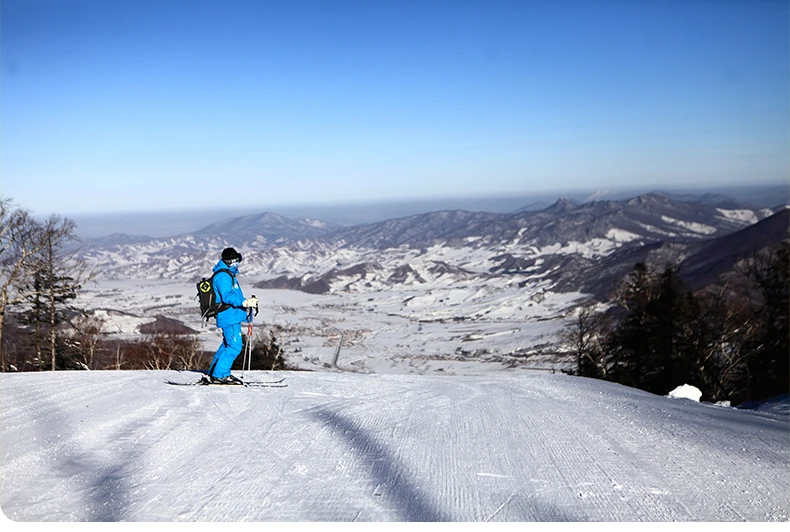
[563,240,789,404]
[0,197,287,373]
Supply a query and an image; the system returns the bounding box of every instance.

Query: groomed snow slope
[1,371,787,522]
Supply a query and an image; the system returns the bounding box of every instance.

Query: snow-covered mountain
[78,193,783,302]
[542,207,790,297]
[1,370,786,521]
[194,212,337,245]
[328,193,772,250]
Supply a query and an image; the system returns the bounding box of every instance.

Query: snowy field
[74,278,581,375]
[1,370,787,522]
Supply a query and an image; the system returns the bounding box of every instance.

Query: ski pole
[242,296,259,380]
[243,307,253,379]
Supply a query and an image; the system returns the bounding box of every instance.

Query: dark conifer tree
[744,240,789,400]
[643,266,697,395]
[611,262,654,387]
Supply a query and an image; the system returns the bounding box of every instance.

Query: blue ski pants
[209,323,243,378]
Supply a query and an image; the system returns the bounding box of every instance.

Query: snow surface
[1,370,787,522]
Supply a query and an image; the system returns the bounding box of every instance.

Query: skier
[206,247,258,383]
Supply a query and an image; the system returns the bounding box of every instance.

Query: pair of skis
[165,375,287,388]
[168,306,288,388]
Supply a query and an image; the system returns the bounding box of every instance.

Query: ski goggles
[225,254,243,264]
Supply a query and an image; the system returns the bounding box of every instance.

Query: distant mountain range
[194,212,338,244]
[79,191,789,301]
[70,184,789,239]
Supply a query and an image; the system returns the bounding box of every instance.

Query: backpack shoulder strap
[211,268,234,280]
[211,268,235,305]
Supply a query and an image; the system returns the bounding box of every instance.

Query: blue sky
[1,0,787,216]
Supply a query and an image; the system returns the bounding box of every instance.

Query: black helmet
[221,247,243,263]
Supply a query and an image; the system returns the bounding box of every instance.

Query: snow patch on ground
[660,216,717,235]
[606,228,642,243]
[636,222,678,237]
[716,208,758,225]
[535,239,620,259]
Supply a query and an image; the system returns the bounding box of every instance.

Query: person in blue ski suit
[207,247,258,382]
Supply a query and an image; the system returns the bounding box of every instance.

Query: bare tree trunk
[35,291,42,368]
[0,201,48,372]
[48,235,56,370]
[0,297,5,372]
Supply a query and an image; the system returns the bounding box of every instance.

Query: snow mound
[667,384,702,402]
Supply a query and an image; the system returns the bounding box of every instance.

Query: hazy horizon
[66,183,789,239]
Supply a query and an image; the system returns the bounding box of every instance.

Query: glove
[242,296,258,308]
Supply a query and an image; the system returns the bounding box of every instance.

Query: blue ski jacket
[211,260,250,328]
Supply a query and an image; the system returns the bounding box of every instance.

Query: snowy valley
[71,193,787,376]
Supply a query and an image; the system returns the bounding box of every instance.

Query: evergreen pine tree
[744,240,789,400]
[612,262,654,387]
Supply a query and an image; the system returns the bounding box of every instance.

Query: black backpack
[197,268,235,324]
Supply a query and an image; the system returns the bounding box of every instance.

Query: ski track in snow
[1,370,787,522]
